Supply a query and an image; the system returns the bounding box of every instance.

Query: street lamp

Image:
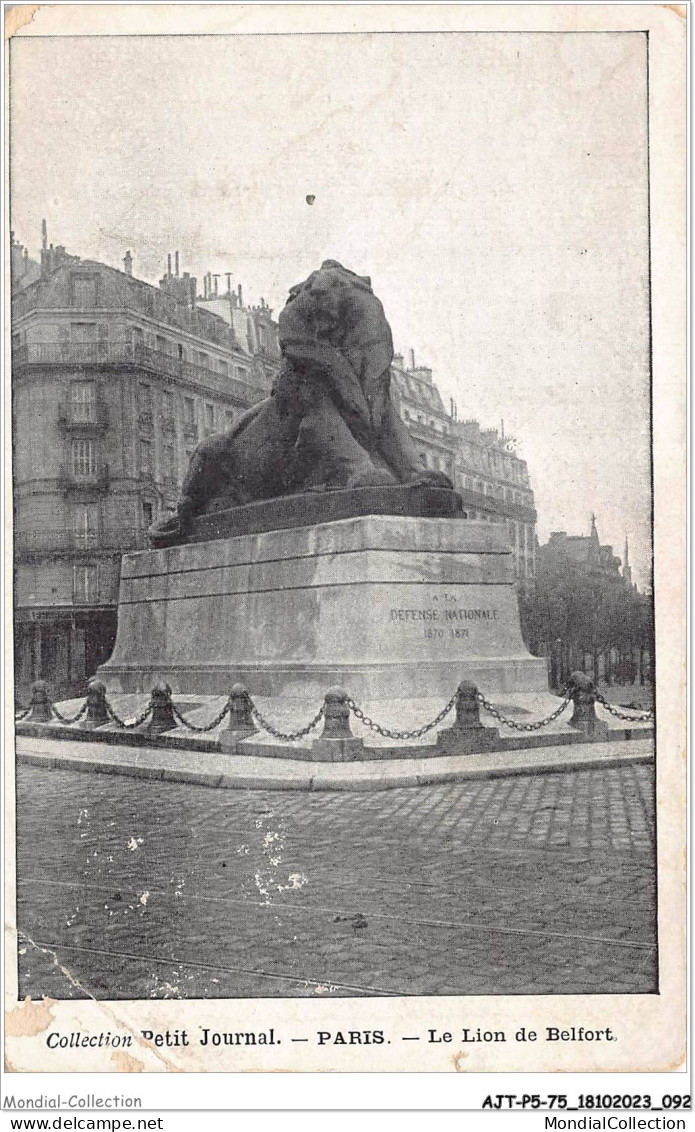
[555,637,563,690]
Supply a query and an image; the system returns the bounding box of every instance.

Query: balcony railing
[58,463,110,493]
[58,399,109,430]
[13,341,268,405]
[15,528,149,554]
[456,485,537,524]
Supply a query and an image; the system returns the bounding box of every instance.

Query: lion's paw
[410,470,454,490]
[347,467,399,489]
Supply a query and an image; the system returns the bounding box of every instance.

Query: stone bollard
[79,678,110,730]
[436,680,500,755]
[567,672,608,739]
[311,687,364,762]
[26,679,53,723]
[219,684,258,754]
[138,681,176,735]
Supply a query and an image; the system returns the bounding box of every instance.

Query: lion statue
[150,260,452,545]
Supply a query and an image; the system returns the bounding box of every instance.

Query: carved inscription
[389,594,500,640]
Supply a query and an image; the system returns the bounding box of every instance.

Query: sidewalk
[17,732,654,792]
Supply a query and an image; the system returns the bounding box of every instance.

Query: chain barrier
[171,698,231,733]
[105,700,153,729]
[51,701,89,725]
[476,691,571,732]
[250,701,325,742]
[347,691,458,741]
[595,694,654,723]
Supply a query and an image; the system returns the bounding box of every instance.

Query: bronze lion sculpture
[150,260,452,545]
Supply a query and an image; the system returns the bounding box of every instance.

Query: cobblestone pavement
[15,762,656,1000]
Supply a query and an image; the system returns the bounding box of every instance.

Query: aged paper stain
[5,4,46,38]
[111,1050,145,1073]
[5,995,55,1037]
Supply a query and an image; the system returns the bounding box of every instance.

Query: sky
[10,31,651,588]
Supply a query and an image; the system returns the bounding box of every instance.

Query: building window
[205,403,215,433]
[142,501,154,527]
[182,398,197,440]
[139,437,154,478]
[73,564,99,604]
[162,441,177,483]
[156,335,170,356]
[71,438,96,477]
[183,397,196,428]
[71,276,98,308]
[217,358,228,376]
[70,380,97,423]
[138,382,153,423]
[161,390,174,420]
[73,503,99,546]
[198,351,209,369]
[224,409,236,430]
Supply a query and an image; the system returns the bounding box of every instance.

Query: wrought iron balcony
[456,485,537,525]
[58,399,109,431]
[14,527,149,556]
[57,463,110,494]
[12,341,268,405]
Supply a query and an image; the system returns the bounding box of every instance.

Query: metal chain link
[51,701,89,725]
[250,702,324,742]
[347,691,457,741]
[105,700,153,729]
[595,694,654,723]
[476,692,571,732]
[171,698,231,733]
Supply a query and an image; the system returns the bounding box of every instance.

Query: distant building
[542,516,624,582]
[390,350,537,585]
[530,517,651,687]
[10,230,41,292]
[12,228,281,697]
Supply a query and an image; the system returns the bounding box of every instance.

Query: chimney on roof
[123,251,133,276]
[167,253,172,277]
[175,251,179,277]
[623,536,633,586]
[41,219,47,251]
[213,274,219,296]
[237,283,243,306]
[409,348,415,370]
[225,272,232,295]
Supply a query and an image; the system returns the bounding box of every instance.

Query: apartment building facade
[12,234,280,696]
[390,352,537,584]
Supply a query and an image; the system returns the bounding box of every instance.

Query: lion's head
[282,260,391,356]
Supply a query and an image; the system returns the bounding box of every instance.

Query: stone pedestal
[99,515,548,701]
